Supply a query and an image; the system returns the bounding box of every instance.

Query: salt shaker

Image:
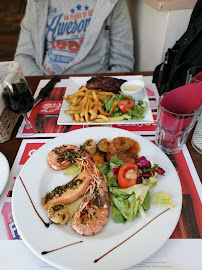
[191,111,202,154]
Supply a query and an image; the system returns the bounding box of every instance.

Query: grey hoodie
[15,0,134,76]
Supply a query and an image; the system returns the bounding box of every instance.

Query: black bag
[153,0,202,95]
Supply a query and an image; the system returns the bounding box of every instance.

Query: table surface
[0,72,201,182]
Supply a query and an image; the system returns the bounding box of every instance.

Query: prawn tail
[71,173,110,236]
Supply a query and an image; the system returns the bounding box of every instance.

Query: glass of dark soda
[1,71,41,134]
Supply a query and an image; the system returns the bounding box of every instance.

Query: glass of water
[155,93,201,154]
[186,66,202,154]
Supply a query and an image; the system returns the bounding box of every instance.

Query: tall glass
[155,93,201,154]
[186,66,202,84]
[191,111,202,154]
[186,66,202,154]
[1,71,41,134]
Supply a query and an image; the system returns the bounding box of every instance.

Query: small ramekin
[120,80,145,100]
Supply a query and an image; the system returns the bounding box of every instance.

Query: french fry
[92,90,98,102]
[68,91,86,99]
[63,96,69,103]
[64,86,125,123]
[88,109,94,115]
[69,105,81,111]
[80,117,85,122]
[88,99,94,108]
[107,116,125,121]
[90,103,98,120]
[95,118,108,123]
[78,85,86,91]
[96,114,109,121]
[80,111,85,118]
[71,97,78,104]
[84,93,90,122]
[64,110,74,114]
[81,92,89,110]
[74,113,80,122]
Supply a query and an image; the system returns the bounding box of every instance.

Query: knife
[33,75,61,107]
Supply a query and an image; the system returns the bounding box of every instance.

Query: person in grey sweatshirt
[14,0,134,76]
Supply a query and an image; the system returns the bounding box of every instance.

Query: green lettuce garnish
[103,97,116,113]
[110,184,150,204]
[96,162,110,175]
[102,93,148,120]
[110,185,150,222]
[152,191,175,208]
[112,206,126,223]
[110,156,124,167]
[110,193,137,222]
[107,171,119,187]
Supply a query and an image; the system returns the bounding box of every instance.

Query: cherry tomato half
[118,163,138,188]
[118,99,134,113]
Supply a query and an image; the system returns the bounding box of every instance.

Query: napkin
[159,82,202,131]
[0,61,22,114]
[161,82,202,114]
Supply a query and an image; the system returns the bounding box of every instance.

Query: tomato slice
[118,163,138,188]
[118,99,134,113]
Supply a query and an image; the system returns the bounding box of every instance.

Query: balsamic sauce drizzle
[19,175,50,227]
[19,176,84,255]
[41,241,83,255]
[94,208,170,263]
[19,175,170,263]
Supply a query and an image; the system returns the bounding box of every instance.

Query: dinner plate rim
[0,152,10,195]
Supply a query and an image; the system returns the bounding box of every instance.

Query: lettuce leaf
[136,204,147,218]
[110,193,137,222]
[152,191,175,208]
[112,206,126,223]
[116,92,133,102]
[110,184,150,204]
[107,171,119,187]
[142,190,150,209]
[96,162,110,175]
[103,97,116,113]
[110,156,124,167]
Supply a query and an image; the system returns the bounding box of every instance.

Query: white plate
[12,127,182,270]
[0,152,10,195]
[57,76,154,125]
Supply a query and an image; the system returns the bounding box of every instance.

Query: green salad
[103,92,148,120]
[97,155,166,224]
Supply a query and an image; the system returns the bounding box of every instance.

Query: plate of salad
[12,127,182,270]
[57,76,154,125]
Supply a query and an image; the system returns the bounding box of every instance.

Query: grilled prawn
[71,170,110,236]
[41,169,92,210]
[43,145,93,209]
[44,143,110,235]
[47,144,84,171]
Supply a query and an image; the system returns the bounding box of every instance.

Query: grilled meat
[86,76,126,94]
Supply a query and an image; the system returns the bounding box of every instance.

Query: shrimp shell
[47,144,81,171]
[71,173,110,236]
[41,169,92,210]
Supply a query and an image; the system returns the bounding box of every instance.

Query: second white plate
[57,76,154,125]
[0,152,10,195]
